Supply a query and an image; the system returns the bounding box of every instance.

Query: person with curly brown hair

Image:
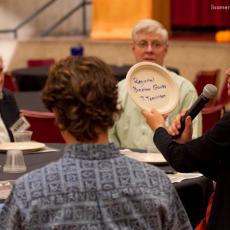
[0,56,192,230]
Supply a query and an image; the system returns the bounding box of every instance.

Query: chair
[110,65,132,81]
[201,103,224,134]
[20,109,65,143]
[27,58,55,68]
[166,66,180,75]
[3,72,18,91]
[215,75,230,106]
[195,192,215,230]
[193,69,220,96]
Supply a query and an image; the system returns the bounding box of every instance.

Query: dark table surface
[12,65,180,91]
[14,91,47,111]
[0,143,213,227]
[12,65,131,91]
[12,67,49,91]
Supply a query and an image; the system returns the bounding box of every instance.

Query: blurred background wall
[0,0,229,89]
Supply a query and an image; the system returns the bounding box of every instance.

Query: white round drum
[126,62,179,114]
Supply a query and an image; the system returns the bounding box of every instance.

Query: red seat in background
[215,75,230,106]
[202,103,224,134]
[27,58,55,68]
[193,69,220,95]
[4,72,18,91]
[20,109,65,143]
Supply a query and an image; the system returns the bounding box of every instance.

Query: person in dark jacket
[142,67,230,230]
[0,56,20,142]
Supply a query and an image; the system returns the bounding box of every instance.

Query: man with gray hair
[109,19,202,149]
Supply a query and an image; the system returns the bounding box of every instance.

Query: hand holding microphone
[172,84,217,139]
[169,110,193,143]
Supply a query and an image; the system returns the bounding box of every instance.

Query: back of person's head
[42,56,121,142]
[132,19,168,43]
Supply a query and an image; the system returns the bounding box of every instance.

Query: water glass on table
[13,130,33,142]
[3,149,27,173]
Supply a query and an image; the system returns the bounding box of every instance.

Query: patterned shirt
[0,143,192,230]
[109,70,202,149]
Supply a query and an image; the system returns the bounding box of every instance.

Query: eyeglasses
[135,40,165,50]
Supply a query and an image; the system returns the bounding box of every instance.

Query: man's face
[132,32,168,66]
[0,58,4,90]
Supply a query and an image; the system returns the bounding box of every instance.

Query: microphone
[172,84,217,139]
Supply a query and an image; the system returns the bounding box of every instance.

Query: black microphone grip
[172,95,209,139]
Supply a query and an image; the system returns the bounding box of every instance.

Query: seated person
[109,19,202,149]
[0,56,192,229]
[142,68,230,229]
[0,56,20,142]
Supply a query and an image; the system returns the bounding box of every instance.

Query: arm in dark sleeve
[153,127,219,180]
[154,112,230,178]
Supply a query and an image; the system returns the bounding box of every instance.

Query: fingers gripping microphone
[172,84,217,139]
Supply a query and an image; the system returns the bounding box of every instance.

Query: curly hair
[42,56,121,142]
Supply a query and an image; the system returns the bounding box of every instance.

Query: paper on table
[120,149,168,164]
[168,172,202,183]
[35,146,59,153]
